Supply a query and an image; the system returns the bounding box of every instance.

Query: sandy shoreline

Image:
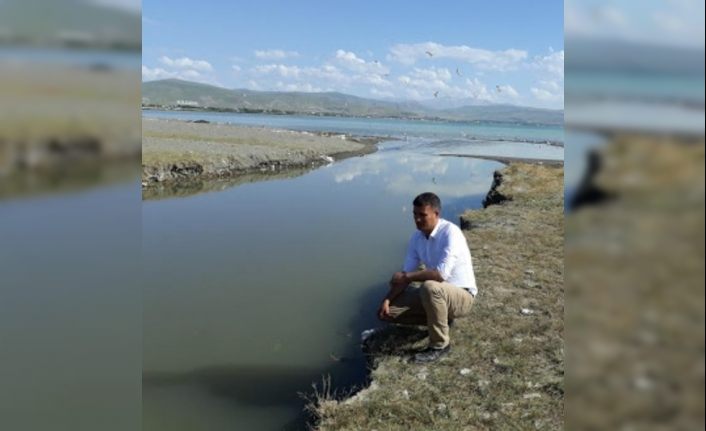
[440,152,564,166]
[142,118,382,188]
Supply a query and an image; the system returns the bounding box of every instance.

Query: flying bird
[496,85,502,93]
[433,90,439,98]
[425,50,434,57]
[456,67,462,76]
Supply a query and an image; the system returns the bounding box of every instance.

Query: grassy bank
[314,162,564,430]
[142,118,381,188]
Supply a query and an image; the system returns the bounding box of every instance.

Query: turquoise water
[142,109,565,145]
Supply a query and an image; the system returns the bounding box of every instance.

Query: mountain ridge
[142,79,564,126]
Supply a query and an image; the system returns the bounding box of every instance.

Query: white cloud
[254,49,300,59]
[142,65,223,87]
[159,56,213,72]
[410,67,452,82]
[531,80,563,104]
[397,71,496,101]
[463,78,493,101]
[388,42,527,71]
[276,81,323,92]
[496,84,520,98]
[398,67,452,95]
[247,80,262,90]
[250,63,350,93]
[334,49,389,74]
[142,65,203,81]
[251,63,350,89]
[370,88,395,99]
[232,65,242,73]
[531,50,564,78]
[142,65,171,81]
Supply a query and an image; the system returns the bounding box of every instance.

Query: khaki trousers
[383,280,475,349]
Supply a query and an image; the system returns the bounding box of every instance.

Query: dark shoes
[412,345,451,363]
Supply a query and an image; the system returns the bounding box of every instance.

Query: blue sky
[143,1,564,108]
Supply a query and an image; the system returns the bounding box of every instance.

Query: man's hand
[377,299,391,320]
[390,271,408,286]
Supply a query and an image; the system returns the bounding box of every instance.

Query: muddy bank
[313,162,564,430]
[142,118,382,189]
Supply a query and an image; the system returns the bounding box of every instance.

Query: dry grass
[141,119,378,186]
[313,163,564,430]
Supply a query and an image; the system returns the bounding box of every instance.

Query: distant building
[176,100,200,107]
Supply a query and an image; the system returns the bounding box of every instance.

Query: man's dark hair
[413,192,441,211]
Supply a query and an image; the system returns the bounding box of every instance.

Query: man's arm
[403,269,443,283]
[378,272,409,319]
[378,269,443,319]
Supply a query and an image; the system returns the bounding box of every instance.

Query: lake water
[142,113,563,429]
[142,109,565,146]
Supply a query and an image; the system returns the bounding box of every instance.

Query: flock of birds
[377,49,505,99]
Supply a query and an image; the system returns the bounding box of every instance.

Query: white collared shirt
[403,218,478,296]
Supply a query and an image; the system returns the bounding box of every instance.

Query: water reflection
[142,167,313,201]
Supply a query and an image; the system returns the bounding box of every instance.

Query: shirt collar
[428,219,443,239]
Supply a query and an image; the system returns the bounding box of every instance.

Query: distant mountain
[440,105,564,125]
[0,0,140,49]
[142,79,563,126]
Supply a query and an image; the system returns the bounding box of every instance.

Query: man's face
[413,205,440,235]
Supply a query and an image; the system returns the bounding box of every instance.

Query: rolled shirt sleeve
[434,234,460,281]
